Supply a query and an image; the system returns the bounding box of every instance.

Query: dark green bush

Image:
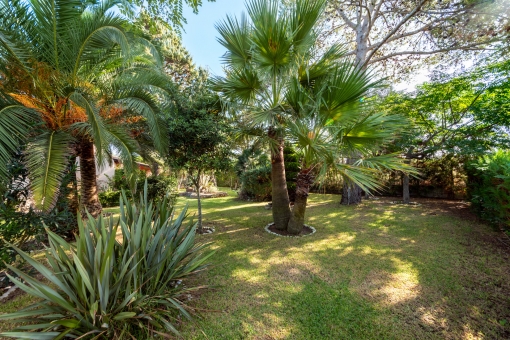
[0,155,77,270]
[466,151,510,234]
[136,175,178,203]
[0,183,213,338]
[239,165,272,201]
[98,190,121,207]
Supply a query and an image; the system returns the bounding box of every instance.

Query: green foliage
[136,175,178,204]
[239,166,272,202]
[129,0,214,29]
[98,190,121,208]
[382,60,510,161]
[236,146,272,201]
[0,154,77,270]
[167,94,231,173]
[0,183,213,338]
[466,151,510,234]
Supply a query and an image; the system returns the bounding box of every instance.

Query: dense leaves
[466,151,510,235]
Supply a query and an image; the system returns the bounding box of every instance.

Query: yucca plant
[0,183,213,339]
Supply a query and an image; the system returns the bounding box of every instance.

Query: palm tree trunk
[341,179,362,205]
[269,128,291,230]
[287,169,313,235]
[79,138,102,217]
[341,157,363,205]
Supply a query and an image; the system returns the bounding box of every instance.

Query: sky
[179,0,432,90]
[181,0,247,76]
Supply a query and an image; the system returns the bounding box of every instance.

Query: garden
[0,0,509,339]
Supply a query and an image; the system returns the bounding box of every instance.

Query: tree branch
[335,7,357,31]
[368,41,494,64]
[362,0,429,66]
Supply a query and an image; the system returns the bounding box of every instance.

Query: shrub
[0,183,213,338]
[0,155,77,270]
[239,166,272,201]
[136,174,178,203]
[98,190,121,207]
[466,151,510,234]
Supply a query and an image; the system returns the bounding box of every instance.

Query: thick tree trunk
[269,128,291,230]
[79,138,102,218]
[402,172,410,204]
[341,180,363,205]
[287,169,314,235]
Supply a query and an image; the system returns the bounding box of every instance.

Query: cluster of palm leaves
[0,0,174,215]
[213,0,416,234]
[0,183,213,339]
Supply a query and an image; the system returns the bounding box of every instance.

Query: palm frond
[215,12,252,67]
[105,124,138,175]
[211,66,263,105]
[0,102,37,180]
[25,131,73,212]
[68,91,110,167]
[290,0,326,53]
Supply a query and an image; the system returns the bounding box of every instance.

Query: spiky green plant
[0,183,213,339]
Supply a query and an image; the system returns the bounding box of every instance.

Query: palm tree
[0,0,173,216]
[286,75,415,233]
[213,0,346,230]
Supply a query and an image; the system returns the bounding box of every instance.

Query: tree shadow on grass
[183,194,510,339]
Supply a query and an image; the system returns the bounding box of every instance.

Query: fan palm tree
[0,0,173,216]
[213,0,348,230]
[286,71,416,233]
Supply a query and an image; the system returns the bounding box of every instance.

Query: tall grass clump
[0,183,213,339]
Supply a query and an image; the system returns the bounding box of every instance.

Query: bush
[98,190,121,207]
[239,166,272,201]
[0,183,213,338]
[136,175,178,203]
[0,155,77,270]
[466,151,510,234]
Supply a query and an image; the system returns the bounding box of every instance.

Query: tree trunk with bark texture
[341,180,363,205]
[402,172,410,204]
[269,128,291,230]
[287,169,314,235]
[79,138,102,217]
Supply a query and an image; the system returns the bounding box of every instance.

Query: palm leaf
[25,131,73,212]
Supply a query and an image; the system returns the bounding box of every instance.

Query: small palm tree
[0,0,173,216]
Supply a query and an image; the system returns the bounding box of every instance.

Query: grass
[2,189,510,339]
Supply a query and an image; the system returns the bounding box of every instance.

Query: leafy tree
[324,0,509,75]
[382,60,510,203]
[325,0,509,203]
[129,0,215,29]
[167,90,231,232]
[0,0,173,216]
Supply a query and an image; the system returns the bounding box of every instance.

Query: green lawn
[2,189,510,339]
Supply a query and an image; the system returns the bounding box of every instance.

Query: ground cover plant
[3,189,508,339]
